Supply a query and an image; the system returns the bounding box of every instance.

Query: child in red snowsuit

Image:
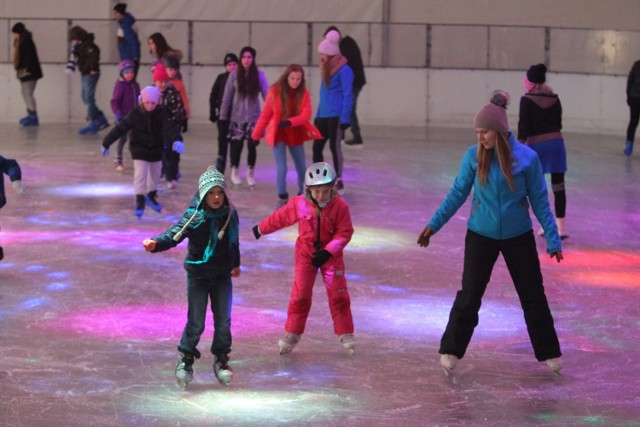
[252,162,355,355]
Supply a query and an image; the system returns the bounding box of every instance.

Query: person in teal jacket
[417,90,564,376]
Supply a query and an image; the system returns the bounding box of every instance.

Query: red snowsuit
[258,193,354,335]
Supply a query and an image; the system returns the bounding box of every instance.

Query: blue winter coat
[427,132,561,254]
[316,65,354,125]
[116,13,141,62]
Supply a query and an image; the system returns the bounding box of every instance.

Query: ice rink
[0,122,638,426]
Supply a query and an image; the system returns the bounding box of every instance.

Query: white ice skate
[278,333,301,354]
[213,355,234,386]
[339,334,355,356]
[544,357,563,375]
[440,354,458,377]
[175,352,195,390]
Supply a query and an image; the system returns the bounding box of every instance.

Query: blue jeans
[273,142,306,196]
[81,73,101,120]
[350,85,363,138]
[178,273,233,358]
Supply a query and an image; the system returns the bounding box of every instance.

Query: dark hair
[148,32,182,61]
[323,25,341,37]
[237,47,260,100]
[275,64,306,119]
[69,26,88,42]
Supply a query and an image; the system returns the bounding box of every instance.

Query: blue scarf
[185,206,238,265]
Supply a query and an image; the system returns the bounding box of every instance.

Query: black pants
[626,98,640,142]
[551,172,566,218]
[216,120,230,173]
[312,116,344,177]
[162,148,180,181]
[439,230,561,362]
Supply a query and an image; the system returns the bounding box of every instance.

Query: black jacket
[340,36,366,89]
[209,71,231,122]
[103,106,182,162]
[627,60,640,101]
[14,30,42,82]
[76,33,100,76]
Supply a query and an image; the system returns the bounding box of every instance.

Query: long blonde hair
[476,131,515,191]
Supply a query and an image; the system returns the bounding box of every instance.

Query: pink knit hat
[474,90,510,132]
[318,30,341,56]
[152,63,169,82]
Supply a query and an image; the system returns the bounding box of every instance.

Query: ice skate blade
[344,348,355,356]
[214,370,233,386]
[175,378,190,390]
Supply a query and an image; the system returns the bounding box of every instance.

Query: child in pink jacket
[252,162,355,355]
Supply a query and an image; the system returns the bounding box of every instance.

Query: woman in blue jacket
[312,30,353,194]
[417,91,564,376]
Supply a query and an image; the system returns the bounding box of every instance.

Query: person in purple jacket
[110,60,140,171]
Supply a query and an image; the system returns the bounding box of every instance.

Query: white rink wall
[0,63,629,136]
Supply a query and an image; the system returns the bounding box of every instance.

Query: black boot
[146,191,162,213]
[134,194,146,217]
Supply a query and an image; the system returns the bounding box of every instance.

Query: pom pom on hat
[198,166,226,201]
[526,63,547,84]
[224,53,238,66]
[11,22,25,34]
[152,63,169,82]
[140,86,161,104]
[318,30,341,56]
[474,90,510,132]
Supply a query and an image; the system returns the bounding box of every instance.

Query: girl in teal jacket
[417,91,564,376]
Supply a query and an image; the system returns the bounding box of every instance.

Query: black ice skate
[213,354,233,386]
[175,352,194,390]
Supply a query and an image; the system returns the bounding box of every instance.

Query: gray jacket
[220,69,269,124]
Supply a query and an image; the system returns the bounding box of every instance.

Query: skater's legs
[284,261,316,334]
[132,160,149,195]
[273,142,288,196]
[210,276,233,356]
[216,120,230,173]
[229,138,244,168]
[289,144,306,194]
[439,230,499,359]
[550,173,566,218]
[502,231,562,361]
[178,274,210,355]
[327,123,344,177]
[146,161,162,193]
[320,256,354,335]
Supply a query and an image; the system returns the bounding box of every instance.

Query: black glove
[251,138,260,147]
[340,123,350,131]
[311,249,331,268]
[181,119,188,133]
[252,225,261,240]
[278,120,292,129]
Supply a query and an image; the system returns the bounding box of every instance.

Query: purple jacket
[110,78,140,121]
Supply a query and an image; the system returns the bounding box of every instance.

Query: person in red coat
[252,64,321,208]
[252,162,356,356]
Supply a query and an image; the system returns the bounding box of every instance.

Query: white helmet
[305,162,336,187]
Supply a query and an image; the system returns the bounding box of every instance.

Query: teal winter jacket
[427,132,561,254]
